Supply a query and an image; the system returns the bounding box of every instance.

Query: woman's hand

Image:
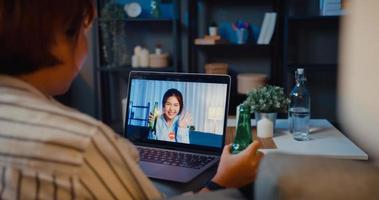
[211,141,263,188]
[148,112,154,124]
[178,112,192,128]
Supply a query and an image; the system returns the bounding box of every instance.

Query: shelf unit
[94,0,181,132]
[280,0,341,123]
[188,0,281,115]
[92,0,343,132]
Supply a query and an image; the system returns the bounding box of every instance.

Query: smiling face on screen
[163,96,181,121]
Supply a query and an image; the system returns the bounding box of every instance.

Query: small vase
[255,112,277,138]
[235,28,248,44]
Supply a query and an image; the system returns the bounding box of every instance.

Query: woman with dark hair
[0,0,263,199]
[149,88,192,143]
[0,0,162,199]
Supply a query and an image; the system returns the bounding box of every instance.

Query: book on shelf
[320,0,345,16]
[257,12,277,45]
[194,36,227,45]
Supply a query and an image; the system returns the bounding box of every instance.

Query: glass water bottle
[289,68,311,141]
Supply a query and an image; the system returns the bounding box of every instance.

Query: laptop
[124,71,231,183]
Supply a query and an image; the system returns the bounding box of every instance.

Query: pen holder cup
[235,28,248,44]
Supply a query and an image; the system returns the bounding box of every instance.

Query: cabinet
[92,0,342,132]
[94,0,181,132]
[280,0,340,123]
[187,0,281,115]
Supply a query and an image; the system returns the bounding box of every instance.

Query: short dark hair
[162,88,184,115]
[0,0,95,75]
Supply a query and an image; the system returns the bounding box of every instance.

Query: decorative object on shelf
[124,2,142,18]
[100,2,130,67]
[257,12,277,45]
[194,35,226,45]
[320,0,345,16]
[244,85,290,138]
[100,1,125,19]
[232,20,249,44]
[209,22,218,36]
[155,44,162,55]
[195,35,227,45]
[205,63,228,74]
[195,21,226,45]
[140,48,150,67]
[131,46,142,68]
[149,44,169,68]
[150,0,161,18]
[237,73,267,94]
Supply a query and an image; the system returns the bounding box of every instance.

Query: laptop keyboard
[137,147,216,169]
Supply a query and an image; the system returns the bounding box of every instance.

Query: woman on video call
[148,88,192,143]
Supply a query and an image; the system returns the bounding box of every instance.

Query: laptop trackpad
[140,161,205,183]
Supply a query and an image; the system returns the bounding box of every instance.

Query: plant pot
[255,112,277,138]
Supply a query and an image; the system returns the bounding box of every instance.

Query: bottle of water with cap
[289,68,311,141]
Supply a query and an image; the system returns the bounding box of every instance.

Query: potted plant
[99,2,129,67]
[244,85,289,138]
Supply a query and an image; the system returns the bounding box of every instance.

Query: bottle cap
[297,68,304,74]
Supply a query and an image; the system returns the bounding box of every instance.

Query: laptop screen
[124,71,230,153]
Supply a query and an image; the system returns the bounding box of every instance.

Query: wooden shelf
[288,15,340,23]
[195,43,272,50]
[199,0,273,5]
[287,64,337,71]
[97,65,176,73]
[97,18,174,23]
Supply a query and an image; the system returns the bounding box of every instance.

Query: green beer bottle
[148,102,159,131]
[231,104,252,154]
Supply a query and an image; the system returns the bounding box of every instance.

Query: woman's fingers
[148,112,153,121]
[240,141,262,159]
[250,140,262,153]
[223,144,232,154]
[256,150,264,160]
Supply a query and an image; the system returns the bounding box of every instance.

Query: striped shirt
[0,75,163,199]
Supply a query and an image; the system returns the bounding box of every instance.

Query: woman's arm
[176,127,189,143]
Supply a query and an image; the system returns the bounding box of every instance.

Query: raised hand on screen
[178,112,192,128]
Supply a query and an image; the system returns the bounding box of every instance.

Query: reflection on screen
[126,79,228,148]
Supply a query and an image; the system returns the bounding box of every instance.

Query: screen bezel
[124,71,231,155]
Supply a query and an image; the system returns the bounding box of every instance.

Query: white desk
[154,119,368,197]
[227,119,368,160]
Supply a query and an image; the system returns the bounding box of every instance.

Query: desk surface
[227,118,368,160]
[262,119,368,160]
[152,119,368,197]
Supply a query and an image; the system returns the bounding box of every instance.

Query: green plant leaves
[244,85,290,113]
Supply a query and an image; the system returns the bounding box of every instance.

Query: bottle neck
[295,73,306,86]
[238,105,251,123]
[296,79,305,86]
